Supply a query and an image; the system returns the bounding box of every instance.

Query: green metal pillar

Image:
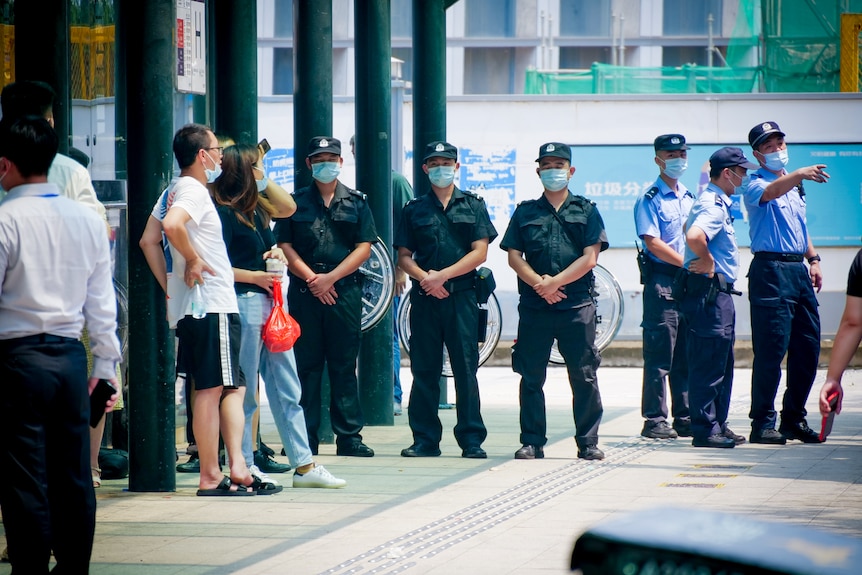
[14,0,70,154]
[115,0,127,180]
[295,0,335,442]
[411,0,449,191]
[294,0,333,188]
[355,0,394,426]
[213,0,257,145]
[124,0,177,492]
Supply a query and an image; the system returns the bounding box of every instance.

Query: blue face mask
[539,168,570,192]
[730,170,750,195]
[428,165,456,188]
[311,161,341,184]
[659,157,687,180]
[762,149,789,171]
[256,177,268,192]
[203,151,222,183]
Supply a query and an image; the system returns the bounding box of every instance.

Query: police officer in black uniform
[501,142,609,461]
[275,136,377,457]
[395,141,497,459]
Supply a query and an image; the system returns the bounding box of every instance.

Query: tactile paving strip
[318,439,667,575]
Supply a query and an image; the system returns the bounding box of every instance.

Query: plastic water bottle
[266,258,285,275]
[191,283,206,319]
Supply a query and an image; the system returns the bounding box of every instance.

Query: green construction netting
[525,0,862,94]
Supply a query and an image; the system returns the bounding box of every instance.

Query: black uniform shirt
[501,192,609,309]
[274,181,378,268]
[394,186,498,276]
[218,206,275,295]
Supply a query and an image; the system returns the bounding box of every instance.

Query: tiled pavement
[1,367,860,574]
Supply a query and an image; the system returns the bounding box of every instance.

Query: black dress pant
[0,336,95,575]
[288,278,365,451]
[748,258,820,431]
[407,288,487,450]
[641,272,690,424]
[512,303,603,450]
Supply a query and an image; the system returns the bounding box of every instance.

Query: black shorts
[176,313,245,391]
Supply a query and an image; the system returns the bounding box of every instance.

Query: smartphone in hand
[819,391,840,442]
[258,138,271,155]
[90,379,117,428]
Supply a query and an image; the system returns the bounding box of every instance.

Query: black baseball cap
[748,121,785,149]
[423,141,457,162]
[307,136,341,157]
[709,147,758,171]
[654,134,690,152]
[535,142,571,162]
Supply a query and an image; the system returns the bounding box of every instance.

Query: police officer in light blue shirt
[633,134,694,441]
[679,147,757,449]
[744,121,830,445]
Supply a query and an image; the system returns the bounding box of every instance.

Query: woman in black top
[213,144,346,489]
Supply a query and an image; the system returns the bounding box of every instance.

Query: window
[274,0,294,38]
[663,0,722,36]
[559,0,611,37]
[392,47,413,92]
[273,48,294,95]
[392,0,411,38]
[662,46,715,67]
[464,48,514,94]
[559,47,612,69]
[466,0,514,37]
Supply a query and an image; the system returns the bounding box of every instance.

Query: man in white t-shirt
[140,124,259,496]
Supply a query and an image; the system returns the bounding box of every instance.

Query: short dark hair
[172,123,213,169]
[0,80,55,121]
[0,116,59,177]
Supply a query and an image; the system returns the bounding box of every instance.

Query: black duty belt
[684,273,738,295]
[0,334,78,347]
[652,261,682,278]
[412,274,475,295]
[754,252,804,263]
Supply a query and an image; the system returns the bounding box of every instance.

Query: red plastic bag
[262,277,301,352]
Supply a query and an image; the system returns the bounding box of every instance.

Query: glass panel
[662,46,712,67]
[274,0,294,38]
[273,47,294,95]
[466,0,513,37]
[392,47,413,93]
[663,0,722,36]
[559,0,610,37]
[559,46,612,69]
[392,0,411,38]
[464,48,514,94]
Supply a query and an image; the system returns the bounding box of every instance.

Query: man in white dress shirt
[0,116,121,574]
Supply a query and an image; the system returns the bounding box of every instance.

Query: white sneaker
[250,464,280,486]
[292,464,346,488]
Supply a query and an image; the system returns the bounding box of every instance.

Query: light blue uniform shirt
[684,183,739,283]
[633,177,694,263]
[744,167,808,254]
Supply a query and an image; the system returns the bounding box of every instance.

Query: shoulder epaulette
[462,189,483,201]
[644,186,659,199]
[517,199,537,207]
[715,194,725,206]
[348,189,367,201]
[405,196,423,206]
[572,194,597,207]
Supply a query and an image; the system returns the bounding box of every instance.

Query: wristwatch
[807,254,821,264]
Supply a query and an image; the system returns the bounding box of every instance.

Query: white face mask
[659,157,687,180]
[761,149,789,171]
[203,151,222,183]
[539,168,570,192]
[256,177,268,192]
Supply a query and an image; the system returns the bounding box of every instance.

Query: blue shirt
[744,167,808,254]
[633,177,694,263]
[684,183,739,282]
